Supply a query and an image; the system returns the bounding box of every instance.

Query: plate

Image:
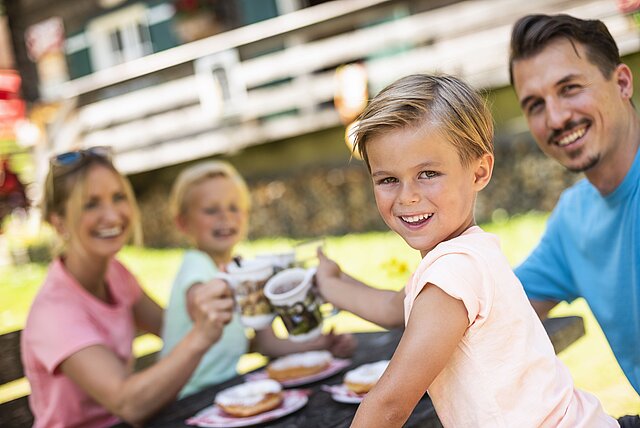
[321,384,365,404]
[186,389,308,427]
[245,358,351,387]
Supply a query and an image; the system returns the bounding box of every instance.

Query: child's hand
[315,248,346,307]
[316,248,342,280]
[187,279,235,345]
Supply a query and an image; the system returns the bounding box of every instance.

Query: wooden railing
[44,0,636,177]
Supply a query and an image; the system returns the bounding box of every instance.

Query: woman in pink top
[316,74,618,427]
[21,147,235,427]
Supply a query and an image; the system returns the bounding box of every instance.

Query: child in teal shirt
[161,161,355,397]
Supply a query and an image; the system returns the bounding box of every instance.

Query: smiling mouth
[95,226,123,238]
[552,123,588,147]
[213,228,237,238]
[400,213,433,226]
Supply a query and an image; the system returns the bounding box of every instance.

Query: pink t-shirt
[22,258,143,428]
[404,226,617,428]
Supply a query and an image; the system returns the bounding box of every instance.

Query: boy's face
[512,38,633,176]
[180,176,248,263]
[367,124,488,256]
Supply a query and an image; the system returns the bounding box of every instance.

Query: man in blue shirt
[509,13,639,422]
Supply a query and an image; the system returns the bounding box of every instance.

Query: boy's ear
[472,153,493,191]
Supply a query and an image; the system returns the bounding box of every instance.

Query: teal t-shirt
[516,147,640,394]
[161,249,248,397]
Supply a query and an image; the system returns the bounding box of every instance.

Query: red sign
[0,70,25,133]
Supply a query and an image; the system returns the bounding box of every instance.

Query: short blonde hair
[42,156,142,246]
[169,160,250,220]
[353,74,494,169]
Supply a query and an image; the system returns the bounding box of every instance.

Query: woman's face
[64,164,133,261]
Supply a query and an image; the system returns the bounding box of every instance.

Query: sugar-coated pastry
[344,360,390,394]
[215,379,283,417]
[267,350,333,381]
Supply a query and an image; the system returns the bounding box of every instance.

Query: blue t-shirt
[161,249,248,398]
[515,147,640,395]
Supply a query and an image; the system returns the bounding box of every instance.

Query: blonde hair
[353,74,494,169]
[42,156,142,246]
[169,160,250,220]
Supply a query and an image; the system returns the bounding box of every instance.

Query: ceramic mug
[217,258,276,330]
[264,267,323,342]
[256,251,296,273]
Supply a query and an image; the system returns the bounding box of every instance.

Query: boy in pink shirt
[316,74,617,427]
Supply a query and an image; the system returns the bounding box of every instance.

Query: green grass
[1,211,638,416]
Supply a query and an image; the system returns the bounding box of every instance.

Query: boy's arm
[316,250,405,329]
[351,283,468,427]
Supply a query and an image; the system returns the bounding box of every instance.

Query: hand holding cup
[187,278,235,345]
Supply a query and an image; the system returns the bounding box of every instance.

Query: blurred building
[4,0,640,243]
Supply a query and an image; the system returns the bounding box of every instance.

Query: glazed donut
[267,350,333,381]
[215,379,283,417]
[344,360,389,394]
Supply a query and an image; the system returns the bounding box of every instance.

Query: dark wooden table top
[143,328,442,428]
[115,316,583,428]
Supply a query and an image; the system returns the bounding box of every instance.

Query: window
[195,49,247,119]
[87,4,153,70]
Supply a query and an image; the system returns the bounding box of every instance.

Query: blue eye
[377,177,397,185]
[419,171,439,179]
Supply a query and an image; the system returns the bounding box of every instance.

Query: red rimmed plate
[245,358,351,387]
[186,389,308,427]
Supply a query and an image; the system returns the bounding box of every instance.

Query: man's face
[512,38,633,175]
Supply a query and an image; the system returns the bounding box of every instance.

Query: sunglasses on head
[50,146,113,177]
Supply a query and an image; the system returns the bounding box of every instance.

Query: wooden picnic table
[115,316,583,428]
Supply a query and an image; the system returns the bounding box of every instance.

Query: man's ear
[615,63,634,100]
[473,153,494,191]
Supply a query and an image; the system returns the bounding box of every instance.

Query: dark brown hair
[509,14,621,84]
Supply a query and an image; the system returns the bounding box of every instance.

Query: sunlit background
[1,0,639,419]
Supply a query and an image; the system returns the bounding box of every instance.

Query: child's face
[65,164,133,261]
[367,124,486,256]
[180,176,248,262]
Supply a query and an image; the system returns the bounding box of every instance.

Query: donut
[215,379,283,417]
[344,360,389,394]
[267,350,333,381]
